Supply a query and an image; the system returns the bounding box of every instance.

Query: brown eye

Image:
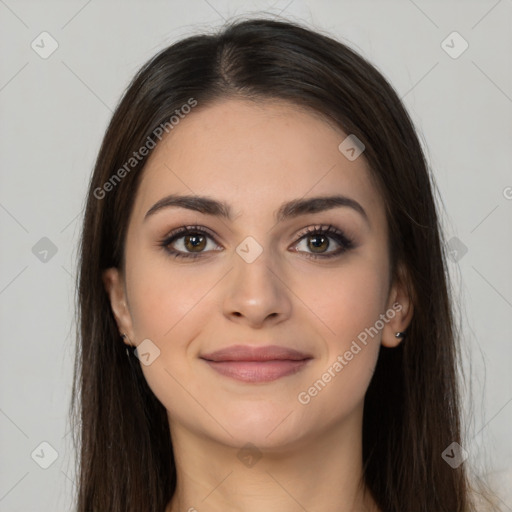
[183,233,207,252]
[306,233,330,253]
[293,225,354,260]
[160,226,222,259]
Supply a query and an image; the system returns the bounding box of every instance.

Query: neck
[165,406,380,512]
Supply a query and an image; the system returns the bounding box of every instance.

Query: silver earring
[121,333,132,357]
[395,331,406,339]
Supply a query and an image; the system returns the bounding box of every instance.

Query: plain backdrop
[0,1,511,510]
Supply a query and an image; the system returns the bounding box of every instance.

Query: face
[103,98,412,451]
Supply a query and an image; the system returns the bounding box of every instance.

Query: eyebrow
[144,194,369,226]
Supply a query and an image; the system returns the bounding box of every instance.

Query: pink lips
[200,345,312,383]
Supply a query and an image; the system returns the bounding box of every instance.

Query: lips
[200,344,313,383]
[200,344,312,362]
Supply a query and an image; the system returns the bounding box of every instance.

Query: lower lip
[202,359,311,383]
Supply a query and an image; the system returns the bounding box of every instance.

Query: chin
[211,400,310,451]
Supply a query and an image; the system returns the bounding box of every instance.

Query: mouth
[199,344,313,383]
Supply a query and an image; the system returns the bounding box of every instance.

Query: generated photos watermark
[94,98,198,200]
[297,302,403,405]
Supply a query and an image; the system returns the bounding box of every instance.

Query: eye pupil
[308,235,328,252]
[185,234,206,252]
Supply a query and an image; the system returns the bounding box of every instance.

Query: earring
[395,331,406,339]
[121,333,132,357]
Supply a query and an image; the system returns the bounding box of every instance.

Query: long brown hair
[70,17,497,511]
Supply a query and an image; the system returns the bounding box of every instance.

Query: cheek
[293,256,388,399]
[293,265,386,416]
[125,257,218,392]
[126,255,216,341]
[125,259,216,428]
[294,254,389,344]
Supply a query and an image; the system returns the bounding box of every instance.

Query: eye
[159,225,221,259]
[292,224,354,260]
[158,223,354,261]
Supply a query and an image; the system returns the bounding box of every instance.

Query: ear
[102,267,135,347]
[381,262,414,348]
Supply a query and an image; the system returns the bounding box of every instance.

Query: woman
[70,17,500,511]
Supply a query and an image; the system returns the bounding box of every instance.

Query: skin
[103,98,413,512]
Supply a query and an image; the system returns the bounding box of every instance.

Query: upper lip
[200,344,312,362]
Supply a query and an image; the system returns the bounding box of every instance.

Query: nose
[222,248,292,328]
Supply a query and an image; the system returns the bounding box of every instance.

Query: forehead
[131,98,385,227]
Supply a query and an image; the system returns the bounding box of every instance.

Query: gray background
[0,0,511,510]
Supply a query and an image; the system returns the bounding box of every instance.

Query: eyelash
[158,224,354,261]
